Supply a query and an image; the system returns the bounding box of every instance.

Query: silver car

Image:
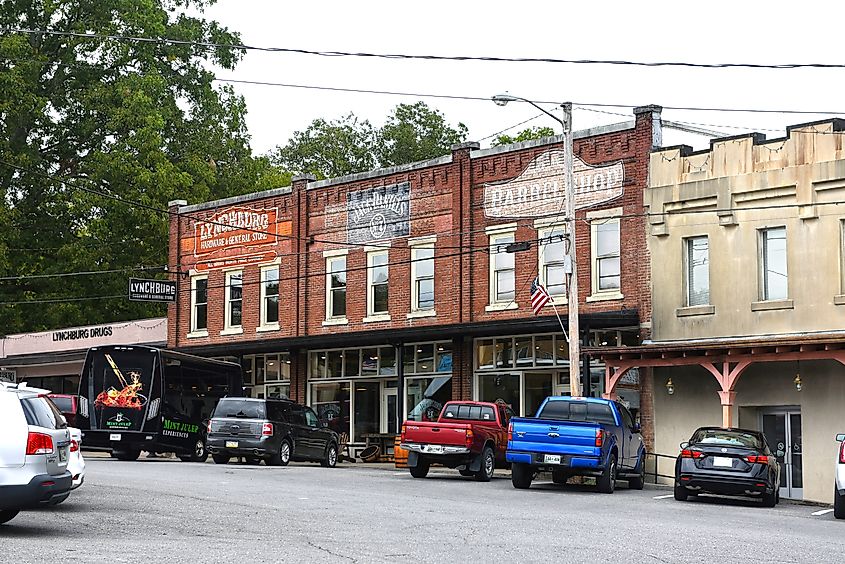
[0,382,73,525]
[836,433,845,519]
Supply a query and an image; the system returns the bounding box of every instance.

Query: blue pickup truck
[506,396,645,493]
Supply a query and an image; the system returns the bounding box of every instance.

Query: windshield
[214,399,266,419]
[691,429,762,449]
[537,400,616,425]
[90,349,156,432]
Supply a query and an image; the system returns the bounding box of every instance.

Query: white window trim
[488,228,518,308]
[367,250,389,317]
[408,235,437,246]
[410,244,436,314]
[258,264,281,331]
[758,226,788,302]
[325,256,348,322]
[222,270,243,334]
[188,274,209,338]
[588,216,623,300]
[537,226,568,306]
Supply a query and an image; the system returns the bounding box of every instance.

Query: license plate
[544,454,562,465]
[110,434,121,441]
[713,456,733,468]
[225,441,239,448]
[425,445,444,454]
[59,448,68,463]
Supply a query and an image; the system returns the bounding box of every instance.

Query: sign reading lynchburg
[192,206,285,271]
[128,278,177,302]
[347,182,411,244]
[484,150,624,218]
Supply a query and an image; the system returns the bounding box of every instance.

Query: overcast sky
[199,1,845,157]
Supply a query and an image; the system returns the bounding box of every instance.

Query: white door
[761,410,803,500]
[380,387,398,435]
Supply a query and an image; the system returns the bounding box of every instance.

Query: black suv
[207,398,339,467]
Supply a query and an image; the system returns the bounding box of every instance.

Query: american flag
[530,277,552,315]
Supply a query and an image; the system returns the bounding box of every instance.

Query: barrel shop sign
[483,149,624,218]
[192,206,285,271]
[128,278,177,303]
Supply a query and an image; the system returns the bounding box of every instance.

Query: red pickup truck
[400,401,513,481]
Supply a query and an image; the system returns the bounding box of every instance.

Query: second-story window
[326,256,347,319]
[260,265,279,327]
[224,270,243,330]
[685,236,710,306]
[368,250,389,316]
[191,275,208,333]
[760,227,787,301]
[539,227,567,298]
[594,219,620,292]
[490,233,515,303]
[411,245,435,311]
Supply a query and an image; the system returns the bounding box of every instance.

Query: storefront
[0,318,167,393]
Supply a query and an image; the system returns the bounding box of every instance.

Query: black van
[207,397,339,467]
[77,345,243,462]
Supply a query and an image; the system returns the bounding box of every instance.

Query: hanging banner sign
[483,150,624,218]
[128,278,177,302]
[347,182,411,244]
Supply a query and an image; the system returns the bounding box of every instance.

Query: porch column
[717,391,736,428]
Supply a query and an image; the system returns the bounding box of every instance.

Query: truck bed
[508,417,602,459]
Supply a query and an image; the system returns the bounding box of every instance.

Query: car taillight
[839,441,845,464]
[26,432,54,455]
[507,422,513,442]
[465,429,474,448]
[745,455,769,464]
[262,422,273,436]
[595,428,603,448]
[680,449,705,459]
[70,439,79,453]
[207,420,213,433]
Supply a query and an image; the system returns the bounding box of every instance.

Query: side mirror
[632,423,641,433]
[680,441,689,449]
[836,433,845,442]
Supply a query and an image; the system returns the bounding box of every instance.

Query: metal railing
[644,452,676,484]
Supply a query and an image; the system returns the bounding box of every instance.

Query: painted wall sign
[2,318,166,357]
[128,278,177,302]
[192,206,289,271]
[483,150,624,218]
[347,182,411,244]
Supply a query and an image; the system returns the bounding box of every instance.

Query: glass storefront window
[555,337,569,366]
[256,356,266,385]
[311,352,327,379]
[361,348,379,376]
[406,376,452,422]
[379,347,396,375]
[436,342,452,373]
[416,344,434,373]
[354,381,380,441]
[477,339,494,369]
[328,350,343,378]
[478,373,519,413]
[344,350,360,377]
[266,384,289,399]
[495,339,513,369]
[514,337,533,367]
[313,382,351,437]
[280,354,290,380]
[524,373,553,417]
[266,354,280,382]
[242,357,254,385]
[403,345,415,374]
[535,336,554,366]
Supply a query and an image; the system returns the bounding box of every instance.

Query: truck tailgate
[509,418,601,457]
[403,421,471,447]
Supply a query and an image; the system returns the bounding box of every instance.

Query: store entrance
[761,408,803,500]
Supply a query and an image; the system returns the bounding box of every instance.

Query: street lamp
[492,93,581,397]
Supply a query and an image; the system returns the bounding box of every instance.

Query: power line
[0,294,126,306]
[8,28,845,70]
[0,265,165,282]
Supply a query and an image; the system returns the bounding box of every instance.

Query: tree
[271,114,376,180]
[376,102,468,167]
[492,126,557,147]
[0,0,266,333]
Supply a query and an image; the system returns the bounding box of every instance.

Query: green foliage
[0,0,274,333]
[492,126,557,147]
[272,102,467,179]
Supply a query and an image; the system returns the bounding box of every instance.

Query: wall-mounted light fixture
[794,361,802,392]
[666,378,675,395]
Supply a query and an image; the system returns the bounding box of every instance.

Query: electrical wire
[8,28,845,70]
[0,265,165,282]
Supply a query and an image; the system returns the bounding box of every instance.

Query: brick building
[167,106,661,452]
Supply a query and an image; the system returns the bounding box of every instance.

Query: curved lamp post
[491,94,581,397]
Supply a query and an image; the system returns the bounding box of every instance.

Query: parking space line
[653,494,674,500]
[810,509,833,516]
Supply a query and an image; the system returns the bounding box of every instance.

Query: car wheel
[834,487,845,519]
[511,462,533,489]
[269,439,292,466]
[113,448,141,461]
[597,454,617,494]
[762,488,777,508]
[212,454,230,465]
[628,454,646,490]
[187,439,208,463]
[0,510,19,525]
[321,443,338,468]
[459,468,475,477]
[409,459,430,478]
[475,447,495,482]
[674,483,689,501]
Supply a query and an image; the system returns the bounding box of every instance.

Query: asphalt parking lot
[1,457,841,563]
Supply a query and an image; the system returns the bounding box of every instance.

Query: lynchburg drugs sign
[128,278,177,302]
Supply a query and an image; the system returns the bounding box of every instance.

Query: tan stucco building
[594,119,845,503]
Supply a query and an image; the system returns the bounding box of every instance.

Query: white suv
[0,382,73,525]
[836,433,845,519]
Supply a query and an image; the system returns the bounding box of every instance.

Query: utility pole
[562,102,581,397]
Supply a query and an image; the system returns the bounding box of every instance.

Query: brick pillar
[640,366,655,452]
[450,337,474,401]
[291,174,315,338]
[167,199,187,348]
[290,349,308,404]
[451,142,479,325]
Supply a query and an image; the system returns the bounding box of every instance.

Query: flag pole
[549,298,569,343]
